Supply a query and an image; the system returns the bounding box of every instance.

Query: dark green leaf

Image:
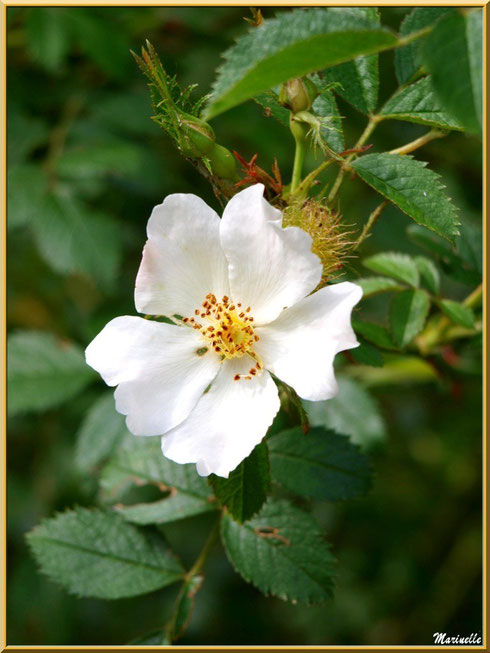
[221,498,335,603]
[8,331,95,417]
[31,193,123,291]
[407,224,481,287]
[352,319,397,351]
[57,142,144,180]
[322,9,379,114]
[390,289,431,348]
[414,256,440,294]
[269,427,372,500]
[101,438,215,524]
[305,378,386,448]
[439,300,475,329]
[406,223,454,258]
[116,495,215,526]
[324,54,379,115]
[395,8,452,84]
[7,108,49,166]
[26,8,71,72]
[210,441,270,523]
[356,276,405,297]
[66,9,131,79]
[380,76,463,130]
[254,91,290,127]
[353,153,460,243]
[350,338,384,368]
[205,8,397,118]
[75,393,128,471]
[27,508,184,599]
[8,165,47,230]
[362,252,419,287]
[423,10,482,133]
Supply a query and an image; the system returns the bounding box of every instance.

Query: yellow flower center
[183,293,262,381]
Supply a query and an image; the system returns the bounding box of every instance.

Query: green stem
[353,200,388,250]
[416,284,482,354]
[290,127,307,193]
[327,114,381,203]
[163,518,220,644]
[185,518,220,581]
[463,283,482,309]
[388,129,446,156]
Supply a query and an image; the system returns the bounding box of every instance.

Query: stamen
[182,296,262,371]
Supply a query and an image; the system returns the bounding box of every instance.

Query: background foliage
[7,6,482,645]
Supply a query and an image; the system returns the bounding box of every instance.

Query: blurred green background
[7,6,482,646]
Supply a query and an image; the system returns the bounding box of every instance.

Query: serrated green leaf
[205,7,397,119]
[356,276,405,297]
[390,289,431,348]
[8,331,95,417]
[381,76,463,130]
[363,252,419,287]
[254,91,290,127]
[8,164,47,230]
[269,426,372,500]
[352,319,397,351]
[324,54,379,115]
[414,256,440,294]
[115,495,216,526]
[27,508,184,599]
[352,153,460,243]
[210,441,270,524]
[311,85,344,153]
[349,338,384,368]
[31,193,123,290]
[423,10,482,134]
[323,9,379,114]
[75,393,128,471]
[221,498,335,603]
[101,438,215,524]
[26,8,71,72]
[305,378,386,448]
[395,8,452,85]
[439,300,475,329]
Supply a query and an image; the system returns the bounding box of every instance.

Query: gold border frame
[1,2,486,651]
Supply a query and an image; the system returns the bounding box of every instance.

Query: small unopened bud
[279,77,318,113]
[178,113,216,158]
[208,143,238,180]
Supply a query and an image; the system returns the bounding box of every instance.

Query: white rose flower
[86,184,362,478]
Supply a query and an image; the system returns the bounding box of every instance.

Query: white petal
[135,194,230,318]
[85,316,221,436]
[161,357,280,477]
[254,282,362,401]
[219,184,322,325]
